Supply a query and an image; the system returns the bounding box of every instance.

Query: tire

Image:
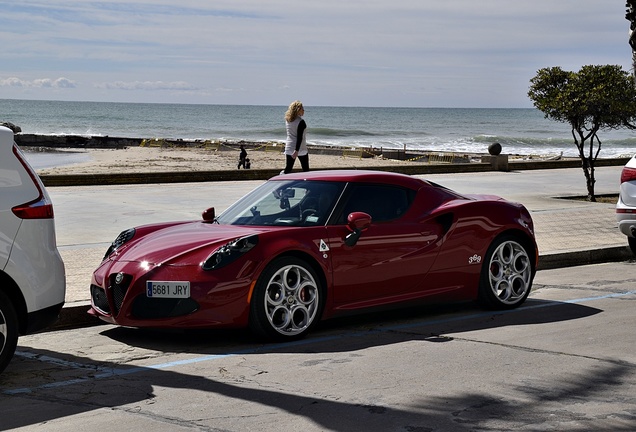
[628,237,636,256]
[249,257,324,340]
[478,235,534,310]
[0,291,19,374]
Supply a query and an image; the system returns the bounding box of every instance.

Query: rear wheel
[628,237,636,256]
[0,291,19,373]
[249,257,324,340]
[478,235,534,309]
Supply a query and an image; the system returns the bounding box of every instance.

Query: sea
[2,99,636,169]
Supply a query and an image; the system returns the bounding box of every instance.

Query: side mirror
[344,212,371,247]
[202,207,216,222]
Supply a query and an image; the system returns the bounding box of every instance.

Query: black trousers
[284,154,309,173]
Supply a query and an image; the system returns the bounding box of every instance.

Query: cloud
[97,80,198,91]
[0,77,76,88]
[0,1,631,106]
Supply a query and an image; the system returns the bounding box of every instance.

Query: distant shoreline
[17,133,629,188]
[22,148,92,170]
[15,132,490,163]
[14,132,433,154]
[15,132,630,186]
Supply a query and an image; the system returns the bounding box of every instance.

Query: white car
[0,126,65,373]
[616,155,636,255]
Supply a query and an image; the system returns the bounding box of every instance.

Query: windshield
[216,179,345,226]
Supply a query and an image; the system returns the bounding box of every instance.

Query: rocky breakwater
[15,134,143,149]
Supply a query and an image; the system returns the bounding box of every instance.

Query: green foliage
[528,65,636,201]
[528,65,636,133]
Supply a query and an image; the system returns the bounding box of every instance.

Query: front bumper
[89,259,254,329]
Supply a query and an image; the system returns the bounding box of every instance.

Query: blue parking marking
[4,289,635,396]
[562,290,636,304]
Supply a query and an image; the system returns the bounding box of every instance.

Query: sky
[0,1,633,108]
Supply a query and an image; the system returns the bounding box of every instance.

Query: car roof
[271,169,428,190]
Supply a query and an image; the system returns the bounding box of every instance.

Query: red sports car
[89,170,537,340]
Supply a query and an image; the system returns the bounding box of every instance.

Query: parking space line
[4,289,635,396]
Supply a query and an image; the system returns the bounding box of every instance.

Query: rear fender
[430,200,535,273]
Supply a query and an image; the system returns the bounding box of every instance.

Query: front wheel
[0,291,19,374]
[249,257,324,340]
[478,235,534,309]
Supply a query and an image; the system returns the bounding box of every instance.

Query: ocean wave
[309,134,636,158]
[310,127,383,138]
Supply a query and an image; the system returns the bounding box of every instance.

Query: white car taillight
[10,144,55,219]
[621,165,636,184]
[12,195,54,219]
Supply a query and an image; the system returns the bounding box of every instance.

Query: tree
[627,0,636,78]
[528,65,636,201]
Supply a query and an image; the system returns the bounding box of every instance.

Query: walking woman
[283,100,309,173]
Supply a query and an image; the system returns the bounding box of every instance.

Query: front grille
[108,273,132,317]
[91,285,110,314]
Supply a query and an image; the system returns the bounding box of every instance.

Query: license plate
[146,281,190,298]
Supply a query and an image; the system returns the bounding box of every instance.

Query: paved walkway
[50,166,633,328]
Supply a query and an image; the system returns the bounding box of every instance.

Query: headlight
[103,228,136,260]
[202,235,259,271]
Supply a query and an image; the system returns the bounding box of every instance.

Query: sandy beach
[33,144,429,176]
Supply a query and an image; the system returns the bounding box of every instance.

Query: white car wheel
[250,257,324,340]
[478,235,534,309]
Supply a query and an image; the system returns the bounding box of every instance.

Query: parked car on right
[0,126,66,373]
[616,155,636,255]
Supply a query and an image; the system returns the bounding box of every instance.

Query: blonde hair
[285,100,304,122]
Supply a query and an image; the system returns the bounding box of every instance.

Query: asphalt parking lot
[1,261,635,431]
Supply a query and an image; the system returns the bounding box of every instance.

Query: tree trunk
[573,129,597,202]
[585,161,596,202]
[580,157,596,202]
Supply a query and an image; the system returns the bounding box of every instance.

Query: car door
[325,184,443,308]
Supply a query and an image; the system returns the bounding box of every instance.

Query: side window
[339,184,413,223]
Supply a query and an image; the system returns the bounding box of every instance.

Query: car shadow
[98,298,602,355]
[3,343,632,431]
[3,299,628,431]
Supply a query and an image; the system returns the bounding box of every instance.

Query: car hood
[112,222,264,266]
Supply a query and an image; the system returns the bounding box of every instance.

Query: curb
[50,246,634,332]
[537,245,633,270]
